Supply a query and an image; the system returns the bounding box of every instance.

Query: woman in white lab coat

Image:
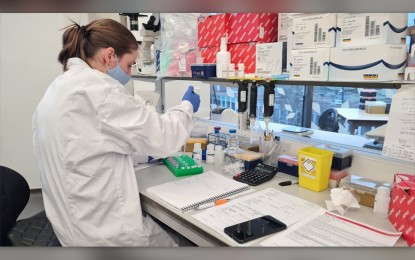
[32,19,200,246]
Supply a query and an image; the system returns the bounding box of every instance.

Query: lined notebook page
[146,171,250,212]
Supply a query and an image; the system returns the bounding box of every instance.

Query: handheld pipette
[235,80,248,131]
[249,81,258,131]
[263,80,275,141]
[249,81,258,143]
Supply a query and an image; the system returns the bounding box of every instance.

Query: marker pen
[197,198,230,210]
[279,180,299,186]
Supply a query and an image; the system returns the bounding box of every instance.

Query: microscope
[120,13,161,75]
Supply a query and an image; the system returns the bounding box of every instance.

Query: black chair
[318,108,340,133]
[0,165,60,246]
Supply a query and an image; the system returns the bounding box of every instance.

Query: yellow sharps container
[298,146,334,192]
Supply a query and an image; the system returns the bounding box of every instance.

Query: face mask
[106,55,131,85]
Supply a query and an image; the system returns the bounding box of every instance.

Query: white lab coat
[32,58,194,246]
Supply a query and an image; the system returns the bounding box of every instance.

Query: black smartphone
[224,215,287,244]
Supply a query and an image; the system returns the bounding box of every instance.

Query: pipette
[235,80,248,131]
[249,81,258,132]
[249,81,258,143]
[263,80,275,141]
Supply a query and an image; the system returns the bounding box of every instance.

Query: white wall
[0,13,90,188]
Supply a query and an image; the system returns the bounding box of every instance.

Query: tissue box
[277,155,299,177]
[365,101,386,114]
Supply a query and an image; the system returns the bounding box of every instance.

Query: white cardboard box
[336,13,408,46]
[278,13,302,42]
[329,44,407,81]
[290,13,337,49]
[255,42,287,78]
[289,47,330,81]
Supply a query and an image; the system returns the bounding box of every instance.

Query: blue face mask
[106,55,131,85]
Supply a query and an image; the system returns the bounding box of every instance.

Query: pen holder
[259,138,280,166]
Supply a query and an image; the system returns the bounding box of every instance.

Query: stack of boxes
[330,13,408,81]
[197,13,281,76]
[227,13,279,75]
[286,13,408,81]
[197,14,229,64]
[197,13,409,80]
[288,13,337,81]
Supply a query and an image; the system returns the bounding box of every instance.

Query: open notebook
[146,171,250,212]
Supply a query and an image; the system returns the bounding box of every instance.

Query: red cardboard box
[228,13,278,44]
[389,173,415,247]
[197,14,229,48]
[200,46,220,63]
[228,42,257,74]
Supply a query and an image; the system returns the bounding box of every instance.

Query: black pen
[279,180,299,186]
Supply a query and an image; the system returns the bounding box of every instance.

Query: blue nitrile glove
[182,86,200,113]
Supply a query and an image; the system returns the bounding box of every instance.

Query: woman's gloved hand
[182,86,200,113]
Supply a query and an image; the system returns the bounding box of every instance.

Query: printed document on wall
[382,85,415,162]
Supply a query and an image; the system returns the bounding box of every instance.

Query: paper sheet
[382,85,415,162]
[261,209,401,247]
[192,188,322,245]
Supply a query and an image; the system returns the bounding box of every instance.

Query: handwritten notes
[382,85,415,162]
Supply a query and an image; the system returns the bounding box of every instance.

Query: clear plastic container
[223,129,244,174]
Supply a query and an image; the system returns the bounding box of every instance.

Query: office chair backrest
[0,165,30,246]
[318,108,339,133]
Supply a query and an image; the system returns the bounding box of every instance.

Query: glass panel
[271,84,305,126]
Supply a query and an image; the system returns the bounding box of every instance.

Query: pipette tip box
[163,154,204,177]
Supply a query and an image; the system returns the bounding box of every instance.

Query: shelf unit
[132,75,413,128]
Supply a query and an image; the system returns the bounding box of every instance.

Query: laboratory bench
[135,161,408,247]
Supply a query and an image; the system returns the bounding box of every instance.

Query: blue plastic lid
[229,129,237,133]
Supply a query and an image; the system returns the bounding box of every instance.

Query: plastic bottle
[228,63,236,78]
[373,186,391,218]
[214,126,221,145]
[223,129,244,170]
[237,63,245,79]
[214,145,224,167]
[226,129,242,155]
[216,37,231,78]
[192,143,202,164]
[206,144,215,165]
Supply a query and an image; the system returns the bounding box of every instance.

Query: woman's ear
[103,47,115,64]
